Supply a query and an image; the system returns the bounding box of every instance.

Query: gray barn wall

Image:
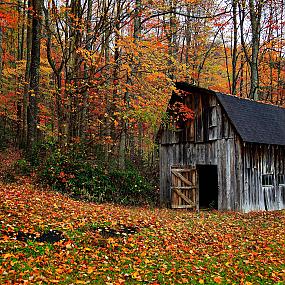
[242,143,285,211]
[159,136,243,211]
[160,89,285,212]
[160,91,243,211]
[160,141,285,211]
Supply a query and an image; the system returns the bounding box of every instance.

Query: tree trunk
[166,0,178,79]
[22,0,32,147]
[16,0,26,146]
[27,0,42,149]
[0,27,3,87]
[248,0,262,100]
[231,0,238,95]
[80,0,92,140]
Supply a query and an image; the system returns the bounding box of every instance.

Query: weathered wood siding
[159,90,244,210]
[159,137,243,211]
[160,91,221,145]
[242,143,285,211]
[160,89,285,212]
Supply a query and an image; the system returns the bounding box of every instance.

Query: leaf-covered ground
[0,181,285,285]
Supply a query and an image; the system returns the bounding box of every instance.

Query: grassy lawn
[0,181,284,284]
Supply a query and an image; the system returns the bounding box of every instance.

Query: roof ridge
[215,91,285,109]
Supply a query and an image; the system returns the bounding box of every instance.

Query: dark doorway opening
[198,165,218,209]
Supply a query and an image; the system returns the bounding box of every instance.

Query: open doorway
[198,165,218,209]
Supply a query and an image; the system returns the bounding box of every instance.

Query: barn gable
[173,82,285,146]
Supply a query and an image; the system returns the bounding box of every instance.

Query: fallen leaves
[0,182,285,284]
[213,276,222,284]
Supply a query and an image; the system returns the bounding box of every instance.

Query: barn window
[278,174,285,185]
[262,174,273,186]
[208,106,217,128]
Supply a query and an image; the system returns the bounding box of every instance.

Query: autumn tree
[0,0,284,165]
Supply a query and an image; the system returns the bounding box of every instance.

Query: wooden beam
[171,205,195,209]
[171,186,197,190]
[171,168,195,172]
[173,188,195,207]
[171,170,192,186]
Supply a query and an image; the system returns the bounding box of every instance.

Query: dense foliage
[40,147,157,206]
[0,145,158,206]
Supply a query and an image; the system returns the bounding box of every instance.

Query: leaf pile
[0,181,285,284]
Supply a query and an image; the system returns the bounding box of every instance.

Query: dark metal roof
[215,92,285,146]
[175,82,285,146]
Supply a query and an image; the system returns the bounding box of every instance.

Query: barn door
[171,166,198,210]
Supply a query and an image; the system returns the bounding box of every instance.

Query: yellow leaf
[56,268,64,274]
[66,243,73,249]
[131,271,140,279]
[199,279,205,284]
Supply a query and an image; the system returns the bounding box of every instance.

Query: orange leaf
[213,276,222,284]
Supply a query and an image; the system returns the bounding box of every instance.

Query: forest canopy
[0,0,284,167]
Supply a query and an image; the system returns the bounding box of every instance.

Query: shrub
[39,146,158,206]
[109,169,157,205]
[27,141,58,168]
[14,159,31,175]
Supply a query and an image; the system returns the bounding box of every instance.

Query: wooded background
[0,0,284,166]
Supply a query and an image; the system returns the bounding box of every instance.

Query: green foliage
[109,169,155,205]
[14,159,31,175]
[26,141,58,168]
[39,146,157,206]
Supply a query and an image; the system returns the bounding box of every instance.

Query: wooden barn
[158,82,285,212]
